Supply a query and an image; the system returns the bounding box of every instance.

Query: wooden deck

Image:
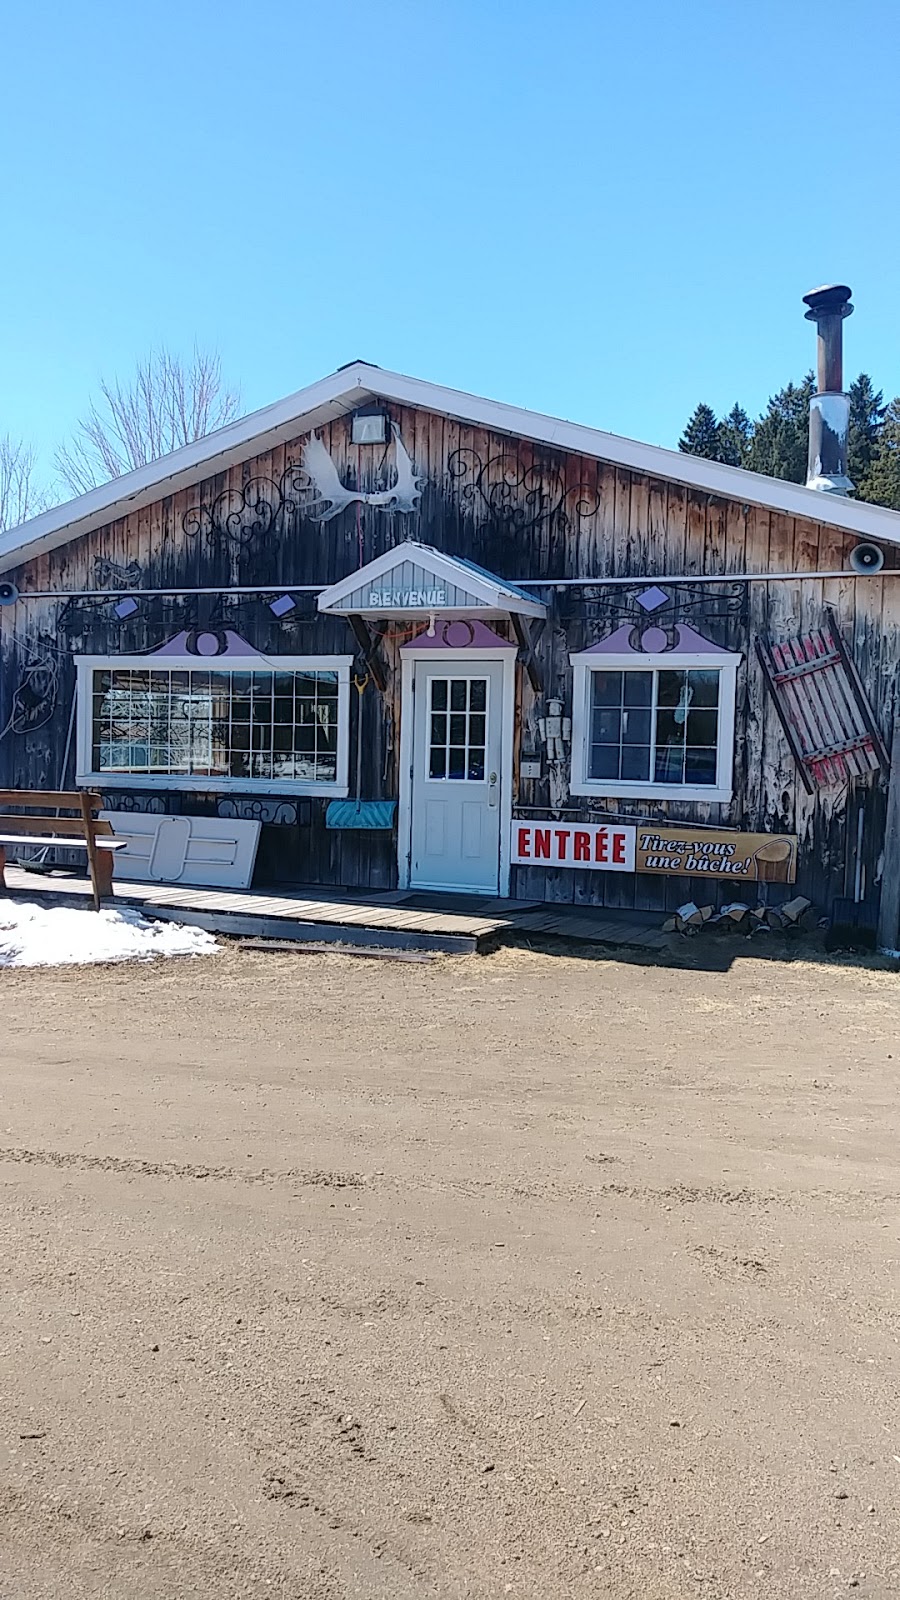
[2,865,670,956]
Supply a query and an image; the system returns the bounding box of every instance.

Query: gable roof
[317,541,546,618]
[3,360,900,573]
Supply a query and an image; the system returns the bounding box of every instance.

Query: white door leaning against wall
[409,659,504,894]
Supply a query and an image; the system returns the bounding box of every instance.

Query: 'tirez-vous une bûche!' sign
[634,827,797,882]
[512,822,797,882]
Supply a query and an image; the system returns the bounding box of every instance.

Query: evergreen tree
[857,396,900,510]
[746,374,815,482]
[847,373,886,492]
[678,403,722,460]
[717,404,753,467]
[676,368,900,510]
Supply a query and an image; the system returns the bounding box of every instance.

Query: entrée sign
[512,823,798,881]
[512,822,636,871]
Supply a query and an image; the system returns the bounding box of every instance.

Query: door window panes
[427,677,489,781]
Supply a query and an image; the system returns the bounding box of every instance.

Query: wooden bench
[0,790,127,911]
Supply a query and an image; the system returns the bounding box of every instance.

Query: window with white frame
[76,656,352,794]
[569,648,740,802]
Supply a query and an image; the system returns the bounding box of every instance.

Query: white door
[409,660,504,894]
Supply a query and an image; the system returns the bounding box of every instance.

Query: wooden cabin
[2,361,899,942]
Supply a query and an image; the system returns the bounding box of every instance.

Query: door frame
[397,646,517,897]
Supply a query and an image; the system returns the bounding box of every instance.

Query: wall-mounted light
[351,405,388,445]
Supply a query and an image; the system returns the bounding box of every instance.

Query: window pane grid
[428,676,488,781]
[588,668,720,789]
[91,667,340,784]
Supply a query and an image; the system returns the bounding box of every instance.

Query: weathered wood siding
[1,404,897,910]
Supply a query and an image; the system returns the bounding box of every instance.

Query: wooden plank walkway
[1,866,669,954]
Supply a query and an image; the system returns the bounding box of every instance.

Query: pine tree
[847,373,886,492]
[678,403,722,460]
[676,369,900,510]
[746,374,815,482]
[857,396,900,510]
[717,404,753,467]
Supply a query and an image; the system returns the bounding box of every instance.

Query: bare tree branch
[55,347,241,495]
[0,435,50,533]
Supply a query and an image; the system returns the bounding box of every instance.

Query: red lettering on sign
[514,819,637,872]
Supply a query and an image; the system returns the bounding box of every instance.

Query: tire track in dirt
[0,1483,346,1600]
[0,1146,363,1189]
[438,1175,779,1209]
[6,1146,878,1220]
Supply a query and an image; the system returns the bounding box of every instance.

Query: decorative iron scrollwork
[217,797,298,825]
[93,556,143,587]
[0,634,59,738]
[568,581,748,635]
[100,792,168,814]
[182,462,311,551]
[446,448,600,536]
[183,425,425,548]
[448,448,565,534]
[56,556,147,636]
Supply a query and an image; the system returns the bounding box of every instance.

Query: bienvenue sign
[367,586,447,608]
[512,822,797,882]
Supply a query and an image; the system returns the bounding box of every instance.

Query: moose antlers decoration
[181,423,424,548]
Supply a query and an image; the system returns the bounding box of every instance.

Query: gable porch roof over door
[316,541,547,620]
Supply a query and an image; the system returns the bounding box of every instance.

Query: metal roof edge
[0,365,375,571]
[368,369,900,546]
[3,361,900,571]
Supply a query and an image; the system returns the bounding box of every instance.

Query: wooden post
[79,790,102,911]
[877,719,900,951]
[346,616,387,692]
[94,847,115,901]
[510,614,544,694]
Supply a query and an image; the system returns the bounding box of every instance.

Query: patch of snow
[0,898,219,968]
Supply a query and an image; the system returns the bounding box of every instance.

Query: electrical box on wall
[520,758,542,780]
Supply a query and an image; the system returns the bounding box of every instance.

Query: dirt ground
[3,936,900,1600]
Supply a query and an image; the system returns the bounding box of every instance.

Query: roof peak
[3,360,900,572]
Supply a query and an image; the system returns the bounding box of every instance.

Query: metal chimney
[802,283,854,494]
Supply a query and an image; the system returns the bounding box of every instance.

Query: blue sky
[3,0,898,487]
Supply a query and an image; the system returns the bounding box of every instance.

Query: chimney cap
[803,284,853,321]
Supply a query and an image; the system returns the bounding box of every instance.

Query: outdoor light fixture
[351,406,388,445]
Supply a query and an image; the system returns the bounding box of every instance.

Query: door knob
[488,772,498,808]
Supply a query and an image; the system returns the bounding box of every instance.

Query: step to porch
[2,865,670,957]
[145,903,480,955]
